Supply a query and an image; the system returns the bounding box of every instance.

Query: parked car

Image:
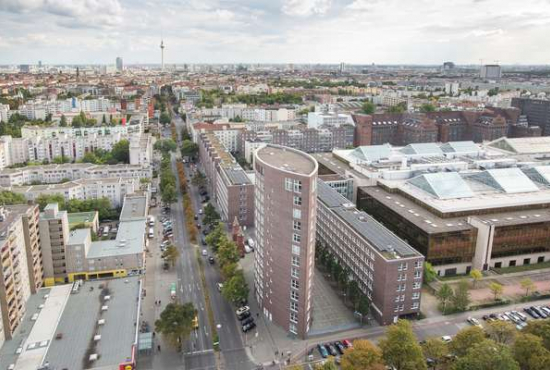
[334,341,345,355]
[242,322,256,333]
[202,249,208,256]
[467,317,482,328]
[524,307,540,319]
[217,283,223,292]
[342,339,353,348]
[194,214,198,220]
[238,311,251,321]
[512,311,527,321]
[208,256,215,264]
[317,344,329,358]
[236,306,250,317]
[242,317,254,326]
[442,336,452,344]
[326,344,338,357]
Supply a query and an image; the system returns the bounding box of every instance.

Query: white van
[148,228,154,238]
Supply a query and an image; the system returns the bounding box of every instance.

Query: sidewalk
[137,205,182,370]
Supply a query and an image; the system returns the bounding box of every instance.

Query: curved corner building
[253,144,318,338]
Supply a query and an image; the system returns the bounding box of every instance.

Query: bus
[170,283,176,299]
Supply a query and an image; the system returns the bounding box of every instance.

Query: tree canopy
[341,339,385,370]
[379,320,427,370]
[155,302,196,347]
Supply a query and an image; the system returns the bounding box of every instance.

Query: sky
[1,0,550,65]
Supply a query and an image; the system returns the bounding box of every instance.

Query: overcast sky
[1,0,549,65]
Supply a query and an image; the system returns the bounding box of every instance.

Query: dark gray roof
[223,166,251,185]
[317,180,421,259]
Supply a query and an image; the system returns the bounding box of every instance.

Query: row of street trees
[315,242,370,323]
[294,318,550,370]
[206,222,249,305]
[159,152,177,204]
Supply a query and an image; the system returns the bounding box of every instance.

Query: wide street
[163,113,256,370]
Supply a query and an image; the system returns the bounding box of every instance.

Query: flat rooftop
[256,145,317,176]
[0,205,33,241]
[318,181,421,260]
[68,211,97,226]
[120,195,147,221]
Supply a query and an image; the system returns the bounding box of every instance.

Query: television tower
[160,39,165,71]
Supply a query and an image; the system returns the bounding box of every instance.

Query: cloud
[0,0,123,28]
[282,0,332,17]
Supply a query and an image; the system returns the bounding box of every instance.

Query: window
[293,180,302,193]
[413,282,421,290]
[291,290,299,301]
[293,209,301,219]
[293,196,302,206]
[291,268,299,278]
[285,178,293,191]
[292,256,300,267]
[412,302,419,310]
[293,221,301,231]
[290,301,298,312]
[415,261,422,269]
[292,233,301,243]
[412,292,420,300]
[292,245,301,255]
[290,311,298,323]
[289,323,297,334]
[414,270,422,279]
[291,279,299,289]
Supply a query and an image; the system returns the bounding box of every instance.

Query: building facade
[254,145,318,338]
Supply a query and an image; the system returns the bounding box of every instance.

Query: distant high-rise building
[254,145,318,339]
[160,40,165,71]
[480,64,501,80]
[339,62,346,73]
[116,57,123,72]
[38,60,42,68]
[19,65,30,73]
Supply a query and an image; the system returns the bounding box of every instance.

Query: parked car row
[317,339,353,359]
[236,306,256,333]
[482,309,531,330]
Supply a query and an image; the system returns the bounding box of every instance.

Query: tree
[36,194,66,210]
[453,340,519,370]
[162,245,180,268]
[423,262,437,283]
[221,262,238,280]
[485,320,517,345]
[469,269,482,288]
[420,338,448,370]
[387,102,407,114]
[436,283,454,314]
[81,152,100,164]
[217,240,240,267]
[181,140,199,158]
[316,358,338,370]
[419,103,436,113]
[489,282,504,300]
[192,172,207,188]
[155,302,196,347]
[154,139,177,154]
[60,114,67,127]
[205,222,226,251]
[111,139,130,163]
[0,191,26,205]
[452,280,470,312]
[356,294,370,324]
[160,112,172,125]
[513,333,550,370]
[341,339,385,370]
[52,155,70,164]
[361,101,376,115]
[102,114,106,124]
[221,270,249,305]
[379,320,427,370]
[202,203,220,226]
[520,277,536,296]
[161,184,177,204]
[524,320,550,350]
[449,326,486,357]
[347,280,361,307]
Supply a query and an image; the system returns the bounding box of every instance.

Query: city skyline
[1,0,550,65]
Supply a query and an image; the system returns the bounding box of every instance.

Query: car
[326,344,338,357]
[242,317,254,326]
[208,256,215,264]
[194,214,198,220]
[489,313,498,320]
[512,311,527,321]
[317,344,329,358]
[196,223,202,229]
[203,229,209,236]
[334,341,345,355]
[467,317,482,328]
[342,339,353,348]
[238,311,251,320]
[532,306,547,318]
[201,239,207,246]
[236,306,250,317]
[163,233,173,239]
[524,307,540,319]
[482,315,490,321]
[217,283,223,292]
[199,209,203,214]
[541,307,550,316]
[202,249,207,256]
[242,322,256,333]
[442,336,452,344]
